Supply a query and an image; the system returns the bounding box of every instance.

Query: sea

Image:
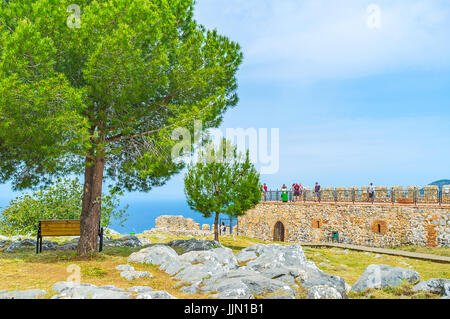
[0,196,236,235]
[109,198,237,234]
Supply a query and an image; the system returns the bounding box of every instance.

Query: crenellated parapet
[261,185,449,205]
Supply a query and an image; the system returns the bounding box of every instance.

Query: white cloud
[195,0,450,82]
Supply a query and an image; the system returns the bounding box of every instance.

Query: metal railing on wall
[260,188,448,206]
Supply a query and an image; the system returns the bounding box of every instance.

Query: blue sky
[1,0,450,206]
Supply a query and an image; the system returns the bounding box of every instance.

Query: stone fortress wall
[144,215,232,237]
[237,185,450,248]
[147,186,450,248]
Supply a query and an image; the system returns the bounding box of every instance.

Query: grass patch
[348,282,441,299]
[0,235,448,299]
[82,266,108,278]
[388,245,450,257]
[303,246,449,288]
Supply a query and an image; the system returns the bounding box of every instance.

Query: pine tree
[0,0,243,255]
[184,139,261,241]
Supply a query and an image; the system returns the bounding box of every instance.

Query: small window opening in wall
[317,221,320,228]
[377,224,381,233]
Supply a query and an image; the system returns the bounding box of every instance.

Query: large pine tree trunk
[214,211,219,242]
[78,156,105,256]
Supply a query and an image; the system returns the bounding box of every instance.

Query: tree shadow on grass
[0,245,143,264]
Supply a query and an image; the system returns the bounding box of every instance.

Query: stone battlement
[144,215,215,237]
[262,185,450,204]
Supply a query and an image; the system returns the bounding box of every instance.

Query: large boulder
[57,242,78,251]
[235,250,258,263]
[413,278,450,295]
[5,239,36,253]
[244,244,317,273]
[174,263,222,284]
[128,244,188,276]
[116,264,135,271]
[307,286,343,299]
[51,282,132,299]
[351,264,420,292]
[128,245,178,266]
[199,268,295,299]
[0,240,10,249]
[136,291,177,299]
[0,289,48,299]
[105,235,142,247]
[5,239,59,253]
[241,244,334,294]
[127,286,154,293]
[442,283,450,299]
[301,268,347,297]
[120,270,153,281]
[179,248,238,270]
[172,247,239,284]
[168,239,224,253]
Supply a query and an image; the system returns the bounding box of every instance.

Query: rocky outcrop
[128,242,347,299]
[413,278,450,295]
[351,264,420,292]
[104,235,143,248]
[307,286,342,299]
[1,235,147,253]
[128,245,179,266]
[120,270,153,281]
[136,291,176,299]
[4,239,44,253]
[52,282,132,299]
[0,240,10,248]
[127,286,154,293]
[0,289,48,299]
[443,283,450,299]
[167,239,224,253]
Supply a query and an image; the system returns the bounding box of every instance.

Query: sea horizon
[0,196,235,235]
[110,198,236,235]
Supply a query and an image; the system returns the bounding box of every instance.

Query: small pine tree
[184,139,261,241]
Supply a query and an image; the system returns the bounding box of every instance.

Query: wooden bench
[36,219,104,253]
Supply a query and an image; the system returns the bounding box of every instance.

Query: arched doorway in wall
[273,221,285,242]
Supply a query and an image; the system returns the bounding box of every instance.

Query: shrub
[0,178,128,236]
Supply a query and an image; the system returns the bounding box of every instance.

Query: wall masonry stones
[442,185,450,204]
[145,215,213,237]
[155,215,200,231]
[237,202,450,248]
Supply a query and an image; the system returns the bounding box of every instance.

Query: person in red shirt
[263,183,268,201]
[293,183,300,201]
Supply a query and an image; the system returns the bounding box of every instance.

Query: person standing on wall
[281,184,289,203]
[368,183,375,203]
[314,182,321,202]
[290,184,296,202]
[294,183,300,202]
[263,183,268,201]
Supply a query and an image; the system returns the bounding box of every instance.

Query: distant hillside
[428,180,450,191]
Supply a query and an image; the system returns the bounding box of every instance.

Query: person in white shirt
[368,183,375,202]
